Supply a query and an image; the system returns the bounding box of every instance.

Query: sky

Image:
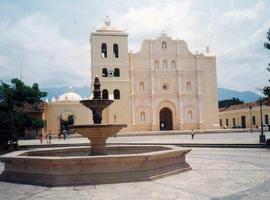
[0,0,269,94]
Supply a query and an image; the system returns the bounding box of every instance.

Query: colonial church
[45,18,219,133]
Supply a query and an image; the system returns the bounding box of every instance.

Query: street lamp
[249,106,252,133]
[259,98,266,143]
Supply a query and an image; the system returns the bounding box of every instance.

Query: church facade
[90,18,219,131]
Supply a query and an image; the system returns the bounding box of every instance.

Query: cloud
[108,0,270,93]
[0,12,90,87]
[0,0,269,94]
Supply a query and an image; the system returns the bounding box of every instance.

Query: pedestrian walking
[63,129,68,140]
[48,130,53,144]
[191,129,194,140]
[44,132,49,143]
[38,132,43,143]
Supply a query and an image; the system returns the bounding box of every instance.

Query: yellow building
[45,17,219,133]
[45,87,92,134]
[219,101,270,129]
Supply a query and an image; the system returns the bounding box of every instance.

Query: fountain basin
[69,124,127,155]
[0,145,191,186]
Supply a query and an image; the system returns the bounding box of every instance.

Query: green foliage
[0,79,47,150]
[218,97,244,108]
[264,28,270,51]
[263,28,270,98]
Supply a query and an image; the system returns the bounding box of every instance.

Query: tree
[0,79,47,150]
[218,97,244,108]
[263,28,270,98]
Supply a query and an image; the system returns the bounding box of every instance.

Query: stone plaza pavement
[19,131,270,146]
[1,132,270,200]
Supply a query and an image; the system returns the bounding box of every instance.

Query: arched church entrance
[159,107,173,131]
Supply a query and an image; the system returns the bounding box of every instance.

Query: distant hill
[218,88,261,102]
[41,86,262,103]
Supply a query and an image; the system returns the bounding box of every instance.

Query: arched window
[171,60,176,69]
[102,89,108,99]
[113,44,119,58]
[102,68,108,77]
[140,111,145,121]
[154,60,159,69]
[101,43,107,58]
[163,60,167,69]
[113,89,120,99]
[186,81,191,91]
[162,41,167,50]
[188,111,193,120]
[139,81,144,91]
[114,68,120,77]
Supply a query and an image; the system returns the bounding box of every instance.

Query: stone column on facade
[195,53,203,128]
[129,52,135,126]
[150,41,156,130]
[177,41,184,130]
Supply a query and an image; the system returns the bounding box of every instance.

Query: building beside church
[44,87,92,134]
[219,101,270,129]
[90,17,219,131]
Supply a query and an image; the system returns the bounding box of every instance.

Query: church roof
[53,86,83,102]
[219,100,270,112]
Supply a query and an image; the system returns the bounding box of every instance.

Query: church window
[139,82,145,91]
[186,81,191,91]
[113,44,119,58]
[163,60,167,69]
[101,43,107,58]
[140,111,145,121]
[162,41,167,50]
[162,83,168,90]
[102,68,108,77]
[154,60,159,69]
[102,89,109,99]
[114,68,120,77]
[171,60,176,69]
[113,89,120,99]
[188,111,193,120]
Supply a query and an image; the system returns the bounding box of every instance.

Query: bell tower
[90,17,131,128]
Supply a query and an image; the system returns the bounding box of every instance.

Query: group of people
[38,130,53,144]
[38,128,69,144]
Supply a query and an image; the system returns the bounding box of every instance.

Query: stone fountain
[0,77,192,186]
[69,76,126,155]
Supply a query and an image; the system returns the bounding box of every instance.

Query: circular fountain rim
[0,145,191,160]
[0,145,192,186]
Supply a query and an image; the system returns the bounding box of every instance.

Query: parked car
[259,124,270,131]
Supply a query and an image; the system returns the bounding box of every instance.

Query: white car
[259,124,269,131]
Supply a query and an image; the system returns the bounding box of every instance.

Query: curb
[19,143,270,149]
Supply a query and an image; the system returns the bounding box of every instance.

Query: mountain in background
[218,88,261,102]
[41,86,262,103]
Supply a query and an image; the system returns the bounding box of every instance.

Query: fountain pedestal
[69,124,126,155]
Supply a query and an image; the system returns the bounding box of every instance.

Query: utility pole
[259,98,266,143]
[249,106,252,133]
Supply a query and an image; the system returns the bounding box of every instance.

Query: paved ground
[1,147,270,200]
[19,131,270,146]
[1,132,270,200]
